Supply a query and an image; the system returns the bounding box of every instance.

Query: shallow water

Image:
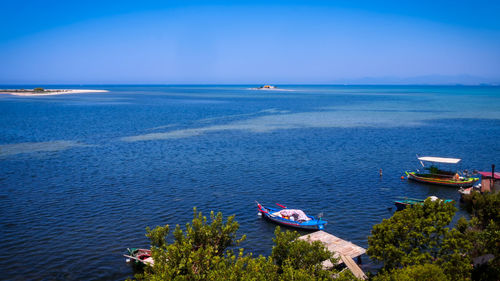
[1,85,499,280]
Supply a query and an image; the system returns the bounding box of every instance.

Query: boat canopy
[418,156,461,164]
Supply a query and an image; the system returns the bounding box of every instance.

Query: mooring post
[492,164,495,191]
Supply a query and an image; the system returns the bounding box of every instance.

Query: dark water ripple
[0,86,499,280]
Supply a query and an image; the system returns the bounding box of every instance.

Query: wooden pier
[299,230,367,279]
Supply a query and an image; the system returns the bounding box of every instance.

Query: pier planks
[298,230,366,278]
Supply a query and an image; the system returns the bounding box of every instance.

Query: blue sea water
[0,85,499,280]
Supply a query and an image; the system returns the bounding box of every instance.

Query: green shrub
[134,208,351,281]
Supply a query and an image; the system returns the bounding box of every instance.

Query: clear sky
[1,0,499,84]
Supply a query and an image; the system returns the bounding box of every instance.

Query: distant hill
[331,74,499,85]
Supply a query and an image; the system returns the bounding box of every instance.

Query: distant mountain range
[331,74,499,85]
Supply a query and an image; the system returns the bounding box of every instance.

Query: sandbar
[0,89,109,96]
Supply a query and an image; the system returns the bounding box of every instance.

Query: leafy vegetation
[368,193,500,281]
[461,191,500,280]
[33,87,45,92]
[130,192,499,280]
[367,199,472,280]
[463,191,500,230]
[133,208,357,281]
[372,263,449,281]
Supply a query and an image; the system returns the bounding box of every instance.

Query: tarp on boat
[279,209,310,221]
[418,156,461,164]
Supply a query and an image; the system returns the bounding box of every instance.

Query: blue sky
[1,0,499,84]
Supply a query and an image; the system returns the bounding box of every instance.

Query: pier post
[491,164,495,191]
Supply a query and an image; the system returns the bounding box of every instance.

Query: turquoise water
[1,85,499,280]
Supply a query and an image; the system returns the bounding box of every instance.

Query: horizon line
[1,83,499,87]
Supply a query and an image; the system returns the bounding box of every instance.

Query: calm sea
[1,85,499,280]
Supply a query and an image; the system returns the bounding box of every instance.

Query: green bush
[373,264,449,281]
[133,208,355,281]
[367,199,472,280]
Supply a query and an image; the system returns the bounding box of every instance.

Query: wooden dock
[298,230,366,279]
[340,255,367,280]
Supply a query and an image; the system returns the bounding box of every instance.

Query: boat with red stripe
[256,202,327,230]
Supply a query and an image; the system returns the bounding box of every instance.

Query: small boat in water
[124,248,154,266]
[406,156,478,187]
[256,202,327,230]
[394,196,453,211]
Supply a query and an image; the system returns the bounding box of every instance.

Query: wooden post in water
[491,164,495,191]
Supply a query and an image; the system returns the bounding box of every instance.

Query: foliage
[271,226,336,274]
[462,192,500,280]
[146,225,170,248]
[367,199,472,280]
[471,259,500,281]
[372,263,449,281]
[132,193,500,281]
[463,191,500,230]
[33,87,45,92]
[140,208,245,280]
[134,208,357,281]
[368,199,454,268]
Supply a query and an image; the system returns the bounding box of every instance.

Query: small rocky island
[250,85,279,90]
[258,85,276,89]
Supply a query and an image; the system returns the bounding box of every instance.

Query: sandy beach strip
[0,89,109,96]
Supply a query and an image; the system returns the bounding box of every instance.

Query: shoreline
[0,89,109,96]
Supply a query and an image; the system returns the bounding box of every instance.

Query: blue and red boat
[256,202,327,230]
